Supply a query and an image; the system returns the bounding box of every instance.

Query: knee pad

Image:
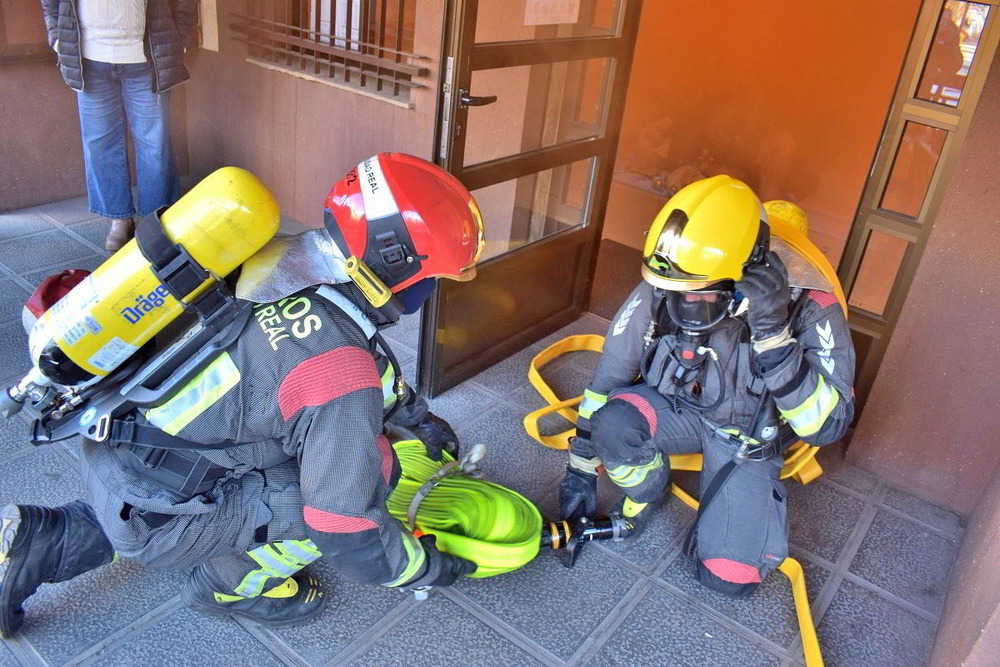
[696,558,762,598]
[591,395,655,462]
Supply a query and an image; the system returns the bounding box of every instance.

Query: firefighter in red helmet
[0,153,485,634]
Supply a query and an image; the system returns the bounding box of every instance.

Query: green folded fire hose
[386,439,542,577]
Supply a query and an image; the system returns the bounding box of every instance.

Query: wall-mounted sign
[524,0,581,26]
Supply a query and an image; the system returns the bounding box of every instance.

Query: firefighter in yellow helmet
[560,175,856,597]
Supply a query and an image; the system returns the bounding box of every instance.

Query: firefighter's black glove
[560,465,598,522]
[404,535,477,588]
[412,413,459,461]
[736,251,791,342]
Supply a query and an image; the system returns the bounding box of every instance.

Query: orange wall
[603,0,921,266]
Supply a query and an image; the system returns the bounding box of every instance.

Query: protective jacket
[93,283,430,588]
[39,0,196,92]
[572,280,855,480]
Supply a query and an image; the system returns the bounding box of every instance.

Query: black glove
[736,251,791,341]
[560,465,598,522]
[412,414,459,461]
[404,535,477,588]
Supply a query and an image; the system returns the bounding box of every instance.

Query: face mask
[662,288,734,332]
[397,278,437,314]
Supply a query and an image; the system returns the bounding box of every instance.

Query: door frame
[838,0,1000,410]
[418,0,643,396]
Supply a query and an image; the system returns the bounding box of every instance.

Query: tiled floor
[0,199,965,666]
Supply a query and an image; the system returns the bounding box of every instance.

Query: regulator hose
[385,439,542,578]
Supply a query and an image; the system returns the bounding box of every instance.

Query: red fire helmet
[323,153,485,293]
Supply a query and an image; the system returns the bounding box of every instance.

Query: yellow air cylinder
[29,167,279,386]
[764,200,809,236]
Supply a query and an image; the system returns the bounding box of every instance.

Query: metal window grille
[231,0,427,104]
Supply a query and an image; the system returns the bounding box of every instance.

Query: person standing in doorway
[39,0,197,251]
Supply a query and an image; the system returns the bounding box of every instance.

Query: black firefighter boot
[0,501,115,637]
[183,565,328,627]
[616,495,663,539]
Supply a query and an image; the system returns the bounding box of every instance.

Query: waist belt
[109,420,231,498]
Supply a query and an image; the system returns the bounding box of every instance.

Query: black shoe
[183,568,328,627]
[1,502,115,638]
[617,495,663,539]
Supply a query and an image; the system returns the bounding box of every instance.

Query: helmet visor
[663,288,733,331]
[438,198,486,283]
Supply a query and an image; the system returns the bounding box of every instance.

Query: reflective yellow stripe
[607,452,664,488]
[578,389,607,420]
[385,532,426,587]
[720,428,760,445]
[779,375,840,437]
[262,577,299,599]
[622,497,648,518]
[381,365,396,409]
[233,541,318,598]
[145,352,240,435]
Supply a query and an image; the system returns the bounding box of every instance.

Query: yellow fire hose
[385,439,542,577]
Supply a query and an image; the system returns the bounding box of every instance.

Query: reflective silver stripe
[315,285,377,339]
[385,532,427,587]
[144,352,240,435]
[569,453,601,476]
[607,452,664,488]
[578,389,608,420]
[779,374,840,437]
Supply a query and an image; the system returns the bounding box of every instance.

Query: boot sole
[183,587,329,628]
[0,504,24,638]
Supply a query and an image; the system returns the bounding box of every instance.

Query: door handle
[459,89,498,108]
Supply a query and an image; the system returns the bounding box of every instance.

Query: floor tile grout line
[872,502,963,542]
[649,577,792,662]
[49,441,82,474]
[814,474,879,505]
[34,211,103,229]
[0,253,104,283]
[0,443,53,468]
[805,480,889,629]
[565,578,654,667]
[62,594,185,666]
[839,571,940,623]
[53,225,109,258]
[441,588,568,666]
[2,633,48,667]
[321,595,417,667]
[589,542,659,580]
[232,618,312,667]
[787,543,838,573]
[0,225,62,245]
[454,401,517,441]
[648,517,699,581]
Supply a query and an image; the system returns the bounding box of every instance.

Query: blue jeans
[77,59,180,219]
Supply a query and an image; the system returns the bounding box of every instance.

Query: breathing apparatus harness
[27,216,411,500]
[677,289,809,560]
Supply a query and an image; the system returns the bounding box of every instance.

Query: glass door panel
[474,157,596,260]
[879,121,949,218]
[848,231,910,315]
[462,58,612,168]
[474,0,622,42]
[916,1,991,107]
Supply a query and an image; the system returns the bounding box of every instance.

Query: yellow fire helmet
[641,175,769,291]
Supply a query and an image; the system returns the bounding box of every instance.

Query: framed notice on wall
[0,0,56,64]
[524,0,581,26]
